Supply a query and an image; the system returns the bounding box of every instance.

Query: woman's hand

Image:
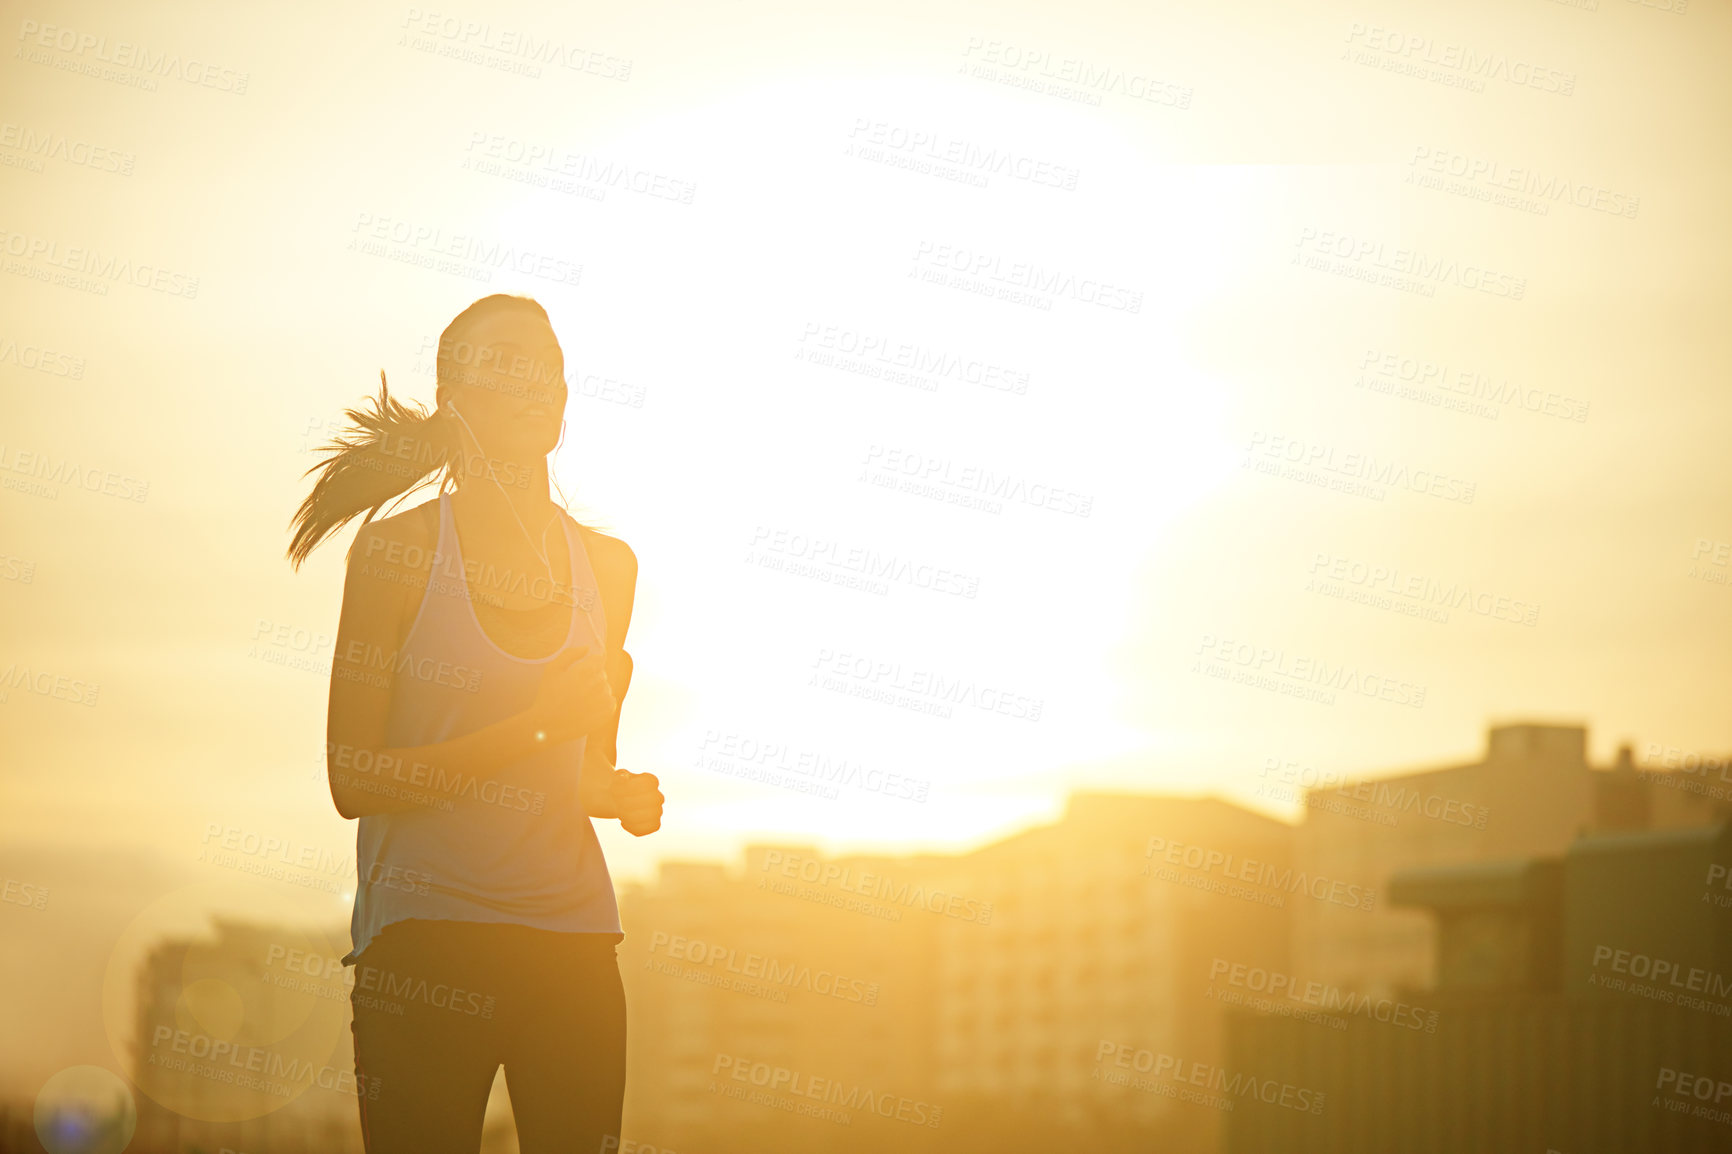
[526,646,617,745]
[579,765,664,836]
[609,769,663,836]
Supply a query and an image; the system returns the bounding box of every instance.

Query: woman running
[287,293,663,1153]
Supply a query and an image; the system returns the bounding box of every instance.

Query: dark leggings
[349,919,626,1154]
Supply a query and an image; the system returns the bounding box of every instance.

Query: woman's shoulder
[572,521,637,580]
[570,520,637,644]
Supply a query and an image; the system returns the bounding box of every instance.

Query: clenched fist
[609,769,663,836]
[580,766,664,836]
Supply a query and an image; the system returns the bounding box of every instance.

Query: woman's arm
[574,532,662,835]
[324,512,616,819]
[576,651,632,818]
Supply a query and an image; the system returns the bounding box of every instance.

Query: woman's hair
[285,294,554,569]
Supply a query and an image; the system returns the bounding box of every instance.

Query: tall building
[1290,723,1730,1000]
[928,794,1291,1152]
[1224,820,1732,1152]
[618,847,956,1153]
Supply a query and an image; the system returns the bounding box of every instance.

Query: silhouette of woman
[287,294,662,1153]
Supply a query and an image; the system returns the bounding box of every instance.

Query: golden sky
[3,0,1730,964]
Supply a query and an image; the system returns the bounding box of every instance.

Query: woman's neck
[450,455,554,524]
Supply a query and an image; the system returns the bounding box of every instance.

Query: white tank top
[344,492,622,963]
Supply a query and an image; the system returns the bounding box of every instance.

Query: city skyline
[37,718,1725,1153]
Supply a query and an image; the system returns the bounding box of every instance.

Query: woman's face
[440,307,567,460]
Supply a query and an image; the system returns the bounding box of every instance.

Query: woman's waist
[357,774,600,840]
[358,866,616,901]
[354,835,615,913]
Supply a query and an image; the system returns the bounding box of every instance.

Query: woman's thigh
[494,928,628,1154]
[349,921,505,1154]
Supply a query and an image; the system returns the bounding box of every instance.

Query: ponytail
[290,293,610,569]
[285,372,455,569]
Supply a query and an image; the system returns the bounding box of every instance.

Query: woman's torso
[345,491,621,963]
